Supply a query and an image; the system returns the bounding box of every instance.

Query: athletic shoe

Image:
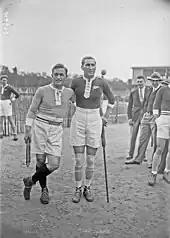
[13,134,18,141]
[163,171,170,184]
[148,163,152,169]
[40,187,49,204]
[148,172,157,186]
[72,187,82,203]
[83,186,94,202]
[23,177,33,200]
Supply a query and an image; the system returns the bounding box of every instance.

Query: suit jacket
[127,86,152,122]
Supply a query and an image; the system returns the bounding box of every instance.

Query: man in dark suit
[126,75,152,160]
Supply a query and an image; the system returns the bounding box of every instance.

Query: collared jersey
[0,84,19,100]
[153,86,170,115]
[71,76,114,109]
[26,84,74,124]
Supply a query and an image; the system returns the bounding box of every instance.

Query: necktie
[139,88,143,101]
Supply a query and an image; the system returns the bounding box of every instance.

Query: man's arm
[9,86,20,100]
[153,88,163,116]
[25,87,44,127]
[127,92,133,120]
[102,80,114,120]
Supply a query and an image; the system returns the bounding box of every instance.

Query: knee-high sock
[36,165,47,189]
[85,155,95,187]
[75,153,84,188]
[32,164,51,184]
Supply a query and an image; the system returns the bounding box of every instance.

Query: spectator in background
[125,72,168,172]
[126,75,152,160]
[148,78,170,186]
[0,74,19,140]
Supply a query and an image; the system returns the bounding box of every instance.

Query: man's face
[81,58,96,79]
[137,78,145,89]
[151,79,160,88]
[52,68,66,88]
[1,78,8,86]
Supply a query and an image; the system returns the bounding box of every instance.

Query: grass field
[1,123,170,238]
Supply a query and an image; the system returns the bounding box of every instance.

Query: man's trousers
[134,121,168,172]
[129,118,141,158]
[135,122,156,163]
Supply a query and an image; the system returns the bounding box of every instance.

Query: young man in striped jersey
[23,64,74,204]
[70,56,114,203]
[148,78,170,186]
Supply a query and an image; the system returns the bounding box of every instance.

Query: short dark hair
[136,75,145,81]
[81,56,96,66]
[52,64,68,76]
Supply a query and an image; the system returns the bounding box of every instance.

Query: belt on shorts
[36,116,62,126]
[0,98,9,101]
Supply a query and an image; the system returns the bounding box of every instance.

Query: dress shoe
[126,156,133,160]
[125,158,140,165]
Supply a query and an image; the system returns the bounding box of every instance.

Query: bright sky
[1,0,170,80]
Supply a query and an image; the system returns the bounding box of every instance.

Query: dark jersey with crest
[71,76,114,109]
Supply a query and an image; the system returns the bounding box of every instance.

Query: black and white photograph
[0,0,170,237]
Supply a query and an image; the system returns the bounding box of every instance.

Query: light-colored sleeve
[26,87,44,126]
[67,88,75,100]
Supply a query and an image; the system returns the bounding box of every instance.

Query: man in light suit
[126,75,152,160]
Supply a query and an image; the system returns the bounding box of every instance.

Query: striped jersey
[26,84,74,126]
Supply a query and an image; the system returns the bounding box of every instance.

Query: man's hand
[128,119,134,126]
[153,114,159,120]
[24,125,31,143]
[102,117,108,127]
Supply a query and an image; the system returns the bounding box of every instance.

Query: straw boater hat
[147,72,162,81]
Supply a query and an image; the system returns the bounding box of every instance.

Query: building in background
[131,66,170,86]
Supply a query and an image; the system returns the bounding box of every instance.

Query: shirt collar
[153,84,161,92]
[83,75,96,82]
[50,84,64,92]
[138,86,145,91]
[2,84,8,88]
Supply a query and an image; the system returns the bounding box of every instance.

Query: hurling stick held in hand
[101,124,109,203]
[25,138,31,167]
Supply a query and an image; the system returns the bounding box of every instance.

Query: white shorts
[70,107,102,148]
[31,119,63,156]
[0,100,12,117]
[156,115,170,139]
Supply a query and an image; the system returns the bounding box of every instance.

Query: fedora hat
[147,72,162,81]
[161,77,170,85]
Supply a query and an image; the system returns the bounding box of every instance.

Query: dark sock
[32,164,51,184]
[36,165,47,189]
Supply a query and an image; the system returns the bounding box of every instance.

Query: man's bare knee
[46,155,61,172]
[156,146,163,156]
[73,146,85,154]
[86,146,98,156]
[36,154,46,167]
